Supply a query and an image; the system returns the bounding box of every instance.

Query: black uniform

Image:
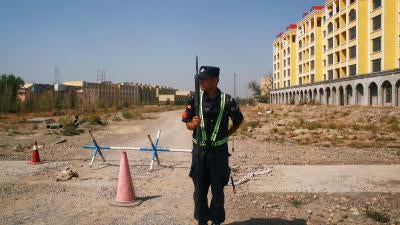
[182,88,244,224]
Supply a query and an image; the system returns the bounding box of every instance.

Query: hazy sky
[0,0,322,97]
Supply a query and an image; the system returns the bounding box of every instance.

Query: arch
[325,87,331,105]
[328,22,333,33]
[345,84,353,105]
[381,80,393,106]
[338,86,344,106]
[356,83,364,105]
[285,92,289,104]
[313,88,318,103]
[349,9,356,22]
[319,88,324,104]
[308,89,312,103]
[369,82,378,106]
[300,90,307,104]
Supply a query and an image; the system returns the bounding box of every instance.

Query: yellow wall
[315,16,323,82]
[357,0,369,74]
[279,41,284,88]
[384,0,399,70]
[290,34,297,86]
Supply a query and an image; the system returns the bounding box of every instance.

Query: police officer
[182,66,244,225]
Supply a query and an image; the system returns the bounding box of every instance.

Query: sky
[0,0,323,98]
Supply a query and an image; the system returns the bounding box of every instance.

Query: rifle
[194,56,204,225]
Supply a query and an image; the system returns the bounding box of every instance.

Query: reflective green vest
[192,91,229,147]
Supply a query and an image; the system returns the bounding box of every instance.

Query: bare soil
[0,104,399,225]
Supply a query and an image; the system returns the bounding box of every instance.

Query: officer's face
[199,77,218,92]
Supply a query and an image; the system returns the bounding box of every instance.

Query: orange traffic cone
[116,151,136,202]
[28,141,42,164]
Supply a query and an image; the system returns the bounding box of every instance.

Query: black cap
[198,66,220,79]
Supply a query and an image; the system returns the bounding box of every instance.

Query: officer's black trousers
[189,147,231,224]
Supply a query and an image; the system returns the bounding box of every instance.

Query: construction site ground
[1,104,400,225]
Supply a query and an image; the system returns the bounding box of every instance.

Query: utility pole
[54,67,60,84]
[233,73,237,99]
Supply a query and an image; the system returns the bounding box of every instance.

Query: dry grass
[240,104,400,149]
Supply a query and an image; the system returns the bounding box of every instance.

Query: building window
[349,26,356,40]
[349,64,357,76]
[283,50,286,56]
[328,38,334,49]
[323,45,326,52]
[310,46,315,56]
[299,52,302,61]
[288,58,290,66]
[372,58,381,72]
[311,33,315,42]
[350,0,356,4]
[328,22,333,33]
[311,74,315,83]
[288,69,290,76]
[287,48,290,54]
[311,60,315,70]
[372,15,381,31]
[328,54,333,65]
[373,0,382,10]
[299,65,303,73]
[288,80,290,86]
[349,45,357,59]
[328,70,334,80]
[349,9,356,22]
[372,36,381,52]
[284,60,286,67]
[317,18,322,27]
[299,77,303,85]
[284,70,286,77]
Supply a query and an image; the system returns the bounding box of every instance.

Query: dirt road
[1,109,400,224]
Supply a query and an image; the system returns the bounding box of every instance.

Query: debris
[229,168,272,186]
[26,118,55,124]
[56,167,79,181]
[47,124,63,129]
[54,139,67,144]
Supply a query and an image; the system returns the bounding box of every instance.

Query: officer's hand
[192,116,201,128]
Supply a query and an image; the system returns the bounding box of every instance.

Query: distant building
[260,75,273,101]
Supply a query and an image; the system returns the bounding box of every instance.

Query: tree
[0,74,25,113]
[248,80,261,100]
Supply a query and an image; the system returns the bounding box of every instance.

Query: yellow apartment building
[271,0,400,107]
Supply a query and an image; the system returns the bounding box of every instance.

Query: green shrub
[61,122,84,136]
[290,198,302,208]
[366,209,390,223]
[81,115,107,126]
